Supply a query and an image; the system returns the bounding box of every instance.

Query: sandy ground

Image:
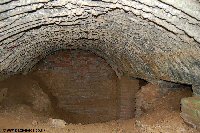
[0,86,198,133]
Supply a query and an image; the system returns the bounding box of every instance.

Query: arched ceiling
[1,0,200,85]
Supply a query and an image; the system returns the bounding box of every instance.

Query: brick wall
[33,50,139,123]
[118,77,139,119]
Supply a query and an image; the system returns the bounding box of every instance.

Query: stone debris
[31,83,52,113]
[32,120,38,126]
[48,118,67,128]
[135,83,161,117]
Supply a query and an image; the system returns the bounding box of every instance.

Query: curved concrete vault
[0,0,200,84]
[1,0,200,129]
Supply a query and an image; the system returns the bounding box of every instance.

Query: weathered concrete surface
[192,85,200,96]
[0,0,200,86]
[181,96,200,130]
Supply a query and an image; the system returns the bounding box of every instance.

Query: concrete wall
[1,0,200,86]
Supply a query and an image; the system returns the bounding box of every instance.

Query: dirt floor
[0,81,199,133]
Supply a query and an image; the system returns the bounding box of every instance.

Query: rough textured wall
[32,50,139,123]
[1,0,200,86]
[34,50,119,123]
[119,76,139,119]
